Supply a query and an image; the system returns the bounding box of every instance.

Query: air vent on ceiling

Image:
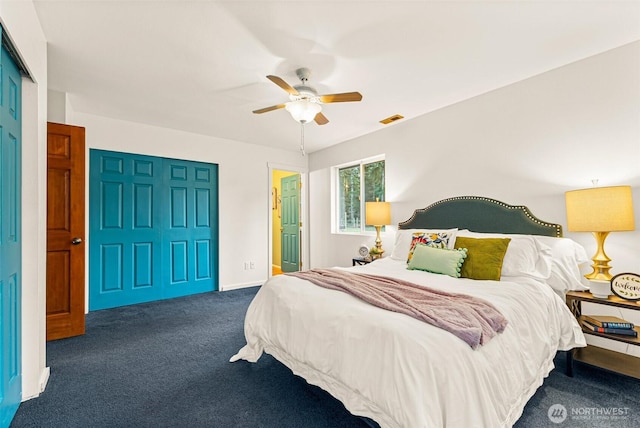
[379,114,404,125]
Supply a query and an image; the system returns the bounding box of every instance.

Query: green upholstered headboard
[398,196,562,237]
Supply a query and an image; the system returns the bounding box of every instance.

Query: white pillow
[390,228,458,261]
[531,236,589,292]
[456,230,552,279]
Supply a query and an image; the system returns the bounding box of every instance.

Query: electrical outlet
[250,261,255,269]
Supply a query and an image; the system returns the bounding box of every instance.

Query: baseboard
[40,366,50,393]
[220,281,263,291]
[272,264,283,275]
[22,366,50,402]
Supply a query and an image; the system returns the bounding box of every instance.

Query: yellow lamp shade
[565,185,635,232]
[565,185,635,281]
[365,201,391,226]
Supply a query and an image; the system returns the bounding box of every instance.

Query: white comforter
[231,258,586,428]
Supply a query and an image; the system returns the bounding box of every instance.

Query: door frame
[267,163,308,277]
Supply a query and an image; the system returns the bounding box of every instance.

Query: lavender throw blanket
[287,269,507,349]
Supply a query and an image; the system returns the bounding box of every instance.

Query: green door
[280,174,300,273]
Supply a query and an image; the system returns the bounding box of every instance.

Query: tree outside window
[337,159,385,233]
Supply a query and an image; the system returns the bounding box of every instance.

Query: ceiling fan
[252,67,363,125]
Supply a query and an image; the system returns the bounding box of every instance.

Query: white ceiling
[34,0,640,154]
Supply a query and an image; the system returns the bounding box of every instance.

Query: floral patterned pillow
[407,231,455,263]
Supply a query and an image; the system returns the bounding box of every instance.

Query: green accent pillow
[454,236,511,281]
[407,244,467,278]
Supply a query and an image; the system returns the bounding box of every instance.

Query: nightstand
[565,291,640,379]
[352,257,372,266]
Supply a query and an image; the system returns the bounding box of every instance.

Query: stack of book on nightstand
[580,315,638,337]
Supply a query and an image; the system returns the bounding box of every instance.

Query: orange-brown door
[46,122,86,341]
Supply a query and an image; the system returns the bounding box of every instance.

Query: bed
[231,196,587,428]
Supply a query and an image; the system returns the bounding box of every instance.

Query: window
[335,157,385,233]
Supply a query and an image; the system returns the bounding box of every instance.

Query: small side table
[565,291,640,379]
[352,257,372,266]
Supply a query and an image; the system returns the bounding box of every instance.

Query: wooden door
[0,33,23,426]
[46,122,86,341]
[280,174,300,273]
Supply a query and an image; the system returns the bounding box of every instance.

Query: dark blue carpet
[11,287,640,427]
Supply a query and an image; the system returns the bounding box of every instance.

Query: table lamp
[565,185,635,281]
[365,199,391,258]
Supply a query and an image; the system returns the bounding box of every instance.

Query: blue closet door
[89,151,163,309]
[89,150,218,311]
[162,159,218,299]
[0,33,22,427]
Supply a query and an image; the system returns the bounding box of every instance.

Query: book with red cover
[581,319,638,337]
[582,315,634,329]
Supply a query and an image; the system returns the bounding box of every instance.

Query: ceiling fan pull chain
[300,123,306,156]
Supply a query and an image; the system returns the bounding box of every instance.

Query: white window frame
[331,154,385,235]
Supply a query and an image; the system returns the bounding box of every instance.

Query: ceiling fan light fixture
[285,99,322,123]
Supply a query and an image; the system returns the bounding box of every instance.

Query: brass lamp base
[370,225,384,259]
[584,231,613,282]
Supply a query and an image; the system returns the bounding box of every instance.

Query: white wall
[65,109,308,290]
[47,89,66,124]
[310,41,640,271]
[0,1,50,401]
[309,42,640,355]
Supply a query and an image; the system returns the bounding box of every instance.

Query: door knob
[71,237,83,245]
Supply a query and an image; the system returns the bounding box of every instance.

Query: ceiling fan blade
[314,112,329,125]
[319,92,363,103]
[252,104,286,114]
[267,75,299,96]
